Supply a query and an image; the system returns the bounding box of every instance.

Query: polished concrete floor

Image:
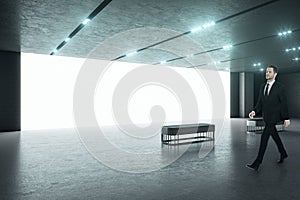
[1,119,300,200]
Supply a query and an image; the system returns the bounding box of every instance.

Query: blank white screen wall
[21,53,83,130]
[21,53,229,130]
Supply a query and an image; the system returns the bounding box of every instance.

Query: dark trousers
[255,123,287,164]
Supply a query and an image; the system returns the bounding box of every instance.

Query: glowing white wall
[21,53,83,130]
[21,53,230,130]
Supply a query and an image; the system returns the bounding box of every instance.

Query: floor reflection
[0,119,300,199]
[0,131,20,199]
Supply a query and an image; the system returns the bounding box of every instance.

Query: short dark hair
[266,65,278,73]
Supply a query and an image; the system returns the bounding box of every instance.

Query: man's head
[266,65,278,81]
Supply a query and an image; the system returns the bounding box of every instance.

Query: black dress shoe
[277,154,288,163]
[246,163,260,171]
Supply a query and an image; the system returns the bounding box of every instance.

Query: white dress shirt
[264,79,275,95]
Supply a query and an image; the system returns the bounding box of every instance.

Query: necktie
[265,83,269,96]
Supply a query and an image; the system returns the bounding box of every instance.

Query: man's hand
[249,111,255,119]
[284,120,290,127]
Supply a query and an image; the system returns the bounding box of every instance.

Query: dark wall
[0,51,20,132]
[277,73,300,118]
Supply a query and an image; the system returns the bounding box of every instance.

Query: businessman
[246,65,290,171]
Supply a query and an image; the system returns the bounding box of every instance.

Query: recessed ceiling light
[202,21,215,28]
[253,62,262,67]
[191,26,203,33]
[64,37,71,42]
[278,30,292,37]
[126,51,137,57]
[82,18,91,25]
[223,44,233,50]
[191,21,215,33]
[284,46,300,53]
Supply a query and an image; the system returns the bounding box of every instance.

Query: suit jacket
[254,81,289,124]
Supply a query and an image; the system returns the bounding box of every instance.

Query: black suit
[253,81,289,163]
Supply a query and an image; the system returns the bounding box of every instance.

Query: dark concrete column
[239,72,254,118]
[230,72,255,118]
[230,72,239,118]
[0,51,20,132]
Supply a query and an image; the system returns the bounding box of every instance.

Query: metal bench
[246,118,285,133]
[161,123,215,145]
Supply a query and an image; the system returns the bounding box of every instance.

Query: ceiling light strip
[215,0,280,23]
[154,29,300,65]
[153,56,186,65]
[111,33,188,61]
[220,56,254,63]
[193,48,223,56]
[50,0,113,55]
[111,0,281,61]
[285,46,300,52]
[188,55,254,68]
[188,64,207,68]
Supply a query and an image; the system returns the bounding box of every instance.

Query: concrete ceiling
[2,0,300,72]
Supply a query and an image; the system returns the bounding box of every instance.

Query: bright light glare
[126,51,137,57]
[64,37,71,42]
[223,44,233,50]
[21,54,230,130]
[82,18,90,25]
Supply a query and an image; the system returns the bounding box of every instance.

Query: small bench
[161,123,215,145]
[246,118,285,133]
